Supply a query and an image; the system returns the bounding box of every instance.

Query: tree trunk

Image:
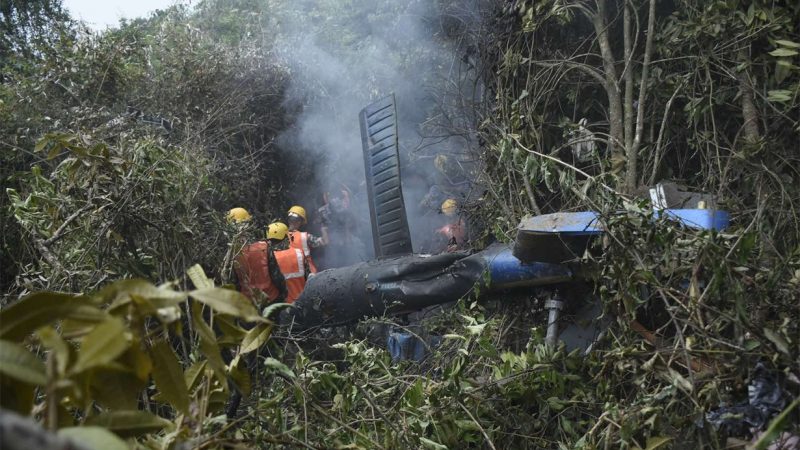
[623,3,634,153]
[627,0,657,193]
[592,0,625,182]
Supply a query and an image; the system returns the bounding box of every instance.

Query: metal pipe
[544,296,564,346]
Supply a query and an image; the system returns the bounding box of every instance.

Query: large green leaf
[187,264,214,289]
[191,302,228,385]
[122,341,153,382]
[0,340,47,385]
[0,378,35,414]
[189,287,260,320]
[763,327,790,356]
[91,370,146,411]
[36,326,70,375]
[0,292,105,340]
[420,437,448,450]
[644,436,672,450]
[58,426,129,450]
[769,48,799,57]
[229,354,251,397]
[264,357,295,380]
[149,340,190,415]
[240,322,272,354]
[215,315,247,345]
[184,360,208,392]
[86,410,172,438]
[71,317,130,374]
[101,279,186,312]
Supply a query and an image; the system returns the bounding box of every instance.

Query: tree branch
[650,80,684,184]
[44,202,94,247]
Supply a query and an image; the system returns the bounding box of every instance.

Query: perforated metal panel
[359,94,412,257]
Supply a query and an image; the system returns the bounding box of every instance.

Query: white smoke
[270,0,484,266]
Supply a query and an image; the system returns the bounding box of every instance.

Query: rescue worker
[233,216,287,304]
[222,207,258,285]
[419,154,468,214]
[435,198,467,253]
[286,205,328,273]
[268,222,311,304]
[227,217,288,421]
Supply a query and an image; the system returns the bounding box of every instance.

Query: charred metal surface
[359,94,412,257]
[286,244,572,329]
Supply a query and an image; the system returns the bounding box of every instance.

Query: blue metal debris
[656,209,730,231]
[479,245,573,289]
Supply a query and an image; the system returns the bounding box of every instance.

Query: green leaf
[229,354,251,397]
[466,323,486,335]
[750,397,800,450]
[775,40,800,48]
[191,302,227,385]
[0,340,47,385]
[101,279,186,311]
[769,48,798,57]
[667,368,693,392]
[261,302,292,318]
[645,436,672,450]
[1,378,35,414]
[91,370,145,411]
[187,264,214,289]
[547,396,566,411]
[149,340,190,415]
[215,315,247,344]
[123,341,152,382]
[58,426,130,450]
[455,419,480,431]
[420,437,448,450]
[763,328,790,355]
[264,357,295,379]
[34,137,50,152]
[768,90,793,103]
[71,318,130,374]
[184,360,208,392]
[744,339,761,351]
[190,287,260,320]
[240,322,272,354]
[86,410,172,438]
[0,292,105,341]
[36,326,70,375]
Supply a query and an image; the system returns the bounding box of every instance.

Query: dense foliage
[1,0,798,449]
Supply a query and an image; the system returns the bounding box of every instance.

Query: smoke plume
[270,0,483,267]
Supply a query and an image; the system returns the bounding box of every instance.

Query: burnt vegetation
[1,0,798,449]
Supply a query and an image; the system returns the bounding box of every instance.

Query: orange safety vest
[274,247,307,303]
[234,241,279,301]
[289,230,318,273]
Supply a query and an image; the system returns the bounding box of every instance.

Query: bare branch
[43,202,94,247]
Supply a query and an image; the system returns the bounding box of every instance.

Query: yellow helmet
[287,205,307,223]
[267,222,289,241]
[227,207,252,223]
[441,199,458,216]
